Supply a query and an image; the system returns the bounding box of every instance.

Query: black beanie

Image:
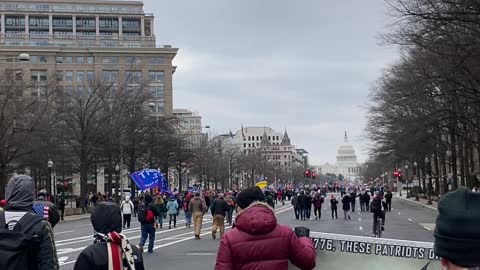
[434,187,480,268]
[236,186,265,209]
[91,202,122,234]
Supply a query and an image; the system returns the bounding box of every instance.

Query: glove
[294,226,310,238]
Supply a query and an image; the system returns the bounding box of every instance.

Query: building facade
[0,0,177,115]
[173,108,207,148]
[318,132,361,182]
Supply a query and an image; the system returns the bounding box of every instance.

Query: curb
[395,196,438,212]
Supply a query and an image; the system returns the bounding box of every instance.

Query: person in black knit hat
[434,187,480,269]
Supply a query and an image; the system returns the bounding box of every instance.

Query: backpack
[138,203,154,224]
[0,212,44,270]
[370,199,381,213]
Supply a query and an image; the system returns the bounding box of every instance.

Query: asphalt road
[55,196,437,270]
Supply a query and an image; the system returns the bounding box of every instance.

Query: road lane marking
[419,223,435,231]
[408,218,413,222]
[55,230,75,235]
[185,252,216,256]
[359,226,363,231]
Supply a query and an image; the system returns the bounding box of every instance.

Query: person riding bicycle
[370,192,387,236]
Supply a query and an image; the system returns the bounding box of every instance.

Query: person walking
[297,191,307,220]
[74,202,145,270]
[33,189,61,228]
[138,194,159,253]
[350,190,357,212]
[120,195,134,229]
[341,194,351,219]
[0,175,59,270]
[132,196,139,217]
[226,194,236,226]
[312,193,324,220]
[183,193,192,228]
[385,190,393,212]
[154,194,167,229]
[59,197,66,221]
[305,192,312,220]
[166,196,179,229]
[291,193,300,220]
[189,192,207,239]
[330,195,338,219]
[211,193,229,239]
[364,191,371,212]
[214,186,316,270]
[359,192,365,212]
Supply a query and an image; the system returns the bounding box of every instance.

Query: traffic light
[312,172,316,179]
[305,169,310,178]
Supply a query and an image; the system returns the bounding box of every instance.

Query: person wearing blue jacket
[166,197,179,229]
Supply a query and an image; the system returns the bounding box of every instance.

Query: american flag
[33,204,49,219]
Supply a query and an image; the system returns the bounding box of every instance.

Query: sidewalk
[395,193,438,212]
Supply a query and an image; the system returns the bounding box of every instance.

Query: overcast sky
[144,0,398,165]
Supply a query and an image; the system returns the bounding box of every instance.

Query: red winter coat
[215,203,316,270]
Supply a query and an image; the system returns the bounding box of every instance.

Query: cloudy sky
[144,0,398,165]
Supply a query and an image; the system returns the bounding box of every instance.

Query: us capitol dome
[317,131,361,183]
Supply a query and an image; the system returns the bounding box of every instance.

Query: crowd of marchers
[0,175,479,270]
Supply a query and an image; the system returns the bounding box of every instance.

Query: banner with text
[130,169,164,191]
[290,232,441,270]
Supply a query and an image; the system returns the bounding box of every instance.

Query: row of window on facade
[244,135,280,142]
[19,55,165,65]
[4,16,141,30]
[1,3,143,14]
[25,69,165,83]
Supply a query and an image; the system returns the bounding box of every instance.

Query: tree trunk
[433,152,440,195]
[0,163,7,200]
[450,125,459,190]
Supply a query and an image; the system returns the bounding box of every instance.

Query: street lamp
[413,161,419,200]
[115,164,120,202]
[425,156,432,205]
[47,159,53,199]
[404,164,409,197]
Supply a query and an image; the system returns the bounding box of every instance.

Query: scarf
[94,232,136,270]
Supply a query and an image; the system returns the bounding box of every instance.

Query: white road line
[359,226,363,231]
[55,230,75,235]
[408,218,413,222]
[398,212,401,215]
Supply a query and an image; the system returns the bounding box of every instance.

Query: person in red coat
[215,186,316,270]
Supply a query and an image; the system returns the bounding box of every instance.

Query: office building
[0,0,177,115]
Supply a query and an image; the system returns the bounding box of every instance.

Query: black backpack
[0,211,44,270]
[138,203,147,224]
[370,199,381,213]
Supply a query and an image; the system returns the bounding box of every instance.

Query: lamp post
[0,53,31,62]
[47,159,53,198]
[425,156,432,205]
[404,164,409,197]
[413,161,419,200]
[115,164,120,203]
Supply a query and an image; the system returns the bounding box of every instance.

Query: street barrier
[290,232,441,269]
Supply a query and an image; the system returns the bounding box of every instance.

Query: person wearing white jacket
[120,196,134,229]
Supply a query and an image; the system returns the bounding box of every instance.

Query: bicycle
[374,217,382,238]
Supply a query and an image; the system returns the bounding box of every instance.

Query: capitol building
[317,132,361,182]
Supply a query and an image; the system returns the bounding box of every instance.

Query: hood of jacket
[235,202,277,235]
[91,202,122,234]
[5,175,35,211]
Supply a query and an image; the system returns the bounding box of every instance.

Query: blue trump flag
[130,169,165,191]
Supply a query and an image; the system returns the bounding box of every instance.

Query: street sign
[412,180,420,187]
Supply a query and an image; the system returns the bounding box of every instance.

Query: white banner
[290,232,441,270]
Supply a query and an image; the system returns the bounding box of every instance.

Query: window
[243,143,246,148]
[30,56,48,63]
[66,71,73,81]
[125,70,142,82]
[56,56,63,63]
[248,136,251,141]
[31,70,47,82]
[87,71,95,82]
[155,102,165,113]
[29,17,49,27]
[148,56,165,65]
[148,71,164,82]
[6,69,23,81]
[126,56,142,65]
[268,136,271,140]
[256,136,259,141]
[55,71,64,81]
[77,71,85,82]
[102,70,118,82]
[87,56,95,64]
[149,85,164,98]
[65,57,73,64]
[102,56,119,64]
[77,56,85,64]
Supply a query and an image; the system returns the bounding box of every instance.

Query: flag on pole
[130,169,165,191]
[256,181,268,189]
